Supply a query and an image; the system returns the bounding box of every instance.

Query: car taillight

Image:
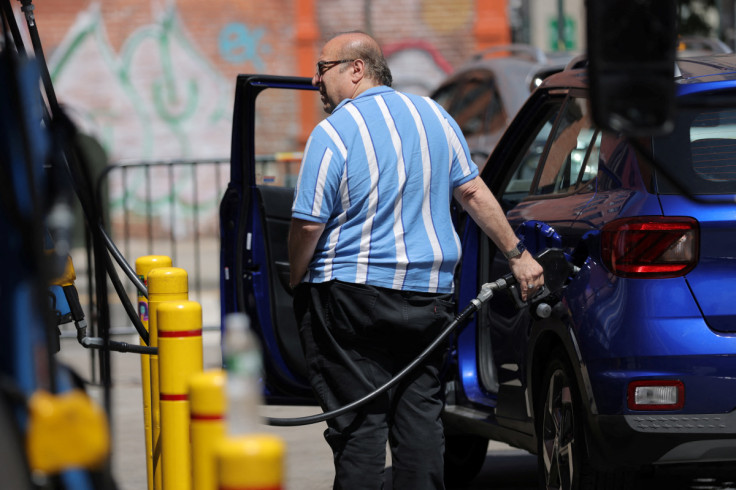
[628,380,685,411]
[601,217,699,278]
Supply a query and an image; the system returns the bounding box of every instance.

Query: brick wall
[20,0,481,162]
[13,0,498,238]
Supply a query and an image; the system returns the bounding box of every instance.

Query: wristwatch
[503,240,526,260]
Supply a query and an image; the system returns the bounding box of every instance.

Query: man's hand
[508,251,544,301]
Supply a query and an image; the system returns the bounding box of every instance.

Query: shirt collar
[332,85,394,112]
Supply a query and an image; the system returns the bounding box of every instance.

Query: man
[288,31,543,490]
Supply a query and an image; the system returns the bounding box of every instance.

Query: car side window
[534,97,597,195]
[500,102,563,201]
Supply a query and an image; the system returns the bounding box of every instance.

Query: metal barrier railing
[66,158,231,338]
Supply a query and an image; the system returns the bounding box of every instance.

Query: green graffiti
[49,3,234,230]
[50,3,231,160]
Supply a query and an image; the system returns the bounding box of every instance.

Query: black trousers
[294,280,455,490]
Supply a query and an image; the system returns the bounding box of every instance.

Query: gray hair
[335,31,393,87]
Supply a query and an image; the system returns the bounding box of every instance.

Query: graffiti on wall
[384,40,453,96]
[46,1,459,239]
[47,3,269,237]
[218,23,269,69]
[49,2,238,162]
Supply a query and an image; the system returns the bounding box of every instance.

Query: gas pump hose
[265,276,514,427]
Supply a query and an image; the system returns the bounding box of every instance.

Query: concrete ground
[56,331,337,490]
[56,330,531,490]
[56,242,532,489]
[55,244,736,489]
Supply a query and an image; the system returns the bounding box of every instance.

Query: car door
[220,75,320,403]
[452,90,567,413]
[453,90,601,425]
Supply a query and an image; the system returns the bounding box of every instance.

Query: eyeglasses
[316,59,355,77]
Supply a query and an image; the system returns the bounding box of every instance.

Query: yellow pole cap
[217,434,285,487]
[190,370,227,417]
[148,267,189,295]
[157,301,202,334]
[135,255,173,275]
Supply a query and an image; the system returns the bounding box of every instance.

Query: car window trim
[487,92,568,200]
[528,92,572,195]
[525,90,600,201]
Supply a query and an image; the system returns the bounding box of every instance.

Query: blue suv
[220,54,736,489]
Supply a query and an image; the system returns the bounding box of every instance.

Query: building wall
[16,0,489,163]
[17,0,587,162]
[12,0,581,237]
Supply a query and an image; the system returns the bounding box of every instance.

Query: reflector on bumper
[627,380,684,410]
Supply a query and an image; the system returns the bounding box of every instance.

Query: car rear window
[431,69,506,139]
[654,106,736,195]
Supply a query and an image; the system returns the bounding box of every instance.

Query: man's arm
[288,218,326,289]
[453,176,544,300]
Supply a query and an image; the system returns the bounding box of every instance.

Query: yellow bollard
[190,370,227,490]
[148,267,188,490]
[216,434,286,490]
[158,300,203,490]
[135,255,172,490]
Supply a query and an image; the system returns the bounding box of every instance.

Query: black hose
[98,223,148,298]
[265,293,485,427]
[19,0,58,114]
[82,338,156,355]
[99,245,150,345]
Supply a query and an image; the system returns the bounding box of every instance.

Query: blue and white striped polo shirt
[292,86,478,293]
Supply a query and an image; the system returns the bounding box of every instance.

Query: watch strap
[503,240,525,260]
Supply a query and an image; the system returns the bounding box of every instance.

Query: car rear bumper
[587,410,736,469]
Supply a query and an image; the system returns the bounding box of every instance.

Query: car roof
[676,54,736,84]
[538,53,736,92]
[432,44,577,114]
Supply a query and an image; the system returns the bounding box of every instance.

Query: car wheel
[444,433,488,488]
[537,352,633,490]
[538,355,581,490]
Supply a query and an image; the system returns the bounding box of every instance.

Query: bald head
[328,31,393,87]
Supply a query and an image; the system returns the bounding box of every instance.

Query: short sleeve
[292,123,346,223]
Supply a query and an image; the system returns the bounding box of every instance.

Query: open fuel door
[220,75,321,403]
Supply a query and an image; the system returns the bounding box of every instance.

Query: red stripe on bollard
[159,329,202,338]
[191,414,225,422]
[219,486,282,490]
[160,394,189,402]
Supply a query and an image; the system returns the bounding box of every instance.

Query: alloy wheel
[541,367,576,490]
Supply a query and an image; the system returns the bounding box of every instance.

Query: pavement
[56,331,338,489]
[53,246,736,489]
[56,243,530,489]
[58,243,365,488]
[56,329,533,490]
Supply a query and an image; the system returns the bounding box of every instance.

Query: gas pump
[0,1,146,486]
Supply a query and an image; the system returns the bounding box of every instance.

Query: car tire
[537,351,633,490]
[444,433,489,488]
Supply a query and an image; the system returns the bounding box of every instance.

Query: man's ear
[351,59,365,82]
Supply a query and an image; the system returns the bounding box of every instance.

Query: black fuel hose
[98,223,148,298]
[265,276,514,427]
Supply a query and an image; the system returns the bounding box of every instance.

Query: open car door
[220,75,320,404]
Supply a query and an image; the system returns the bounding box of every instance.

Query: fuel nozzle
[504,248,577,319]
